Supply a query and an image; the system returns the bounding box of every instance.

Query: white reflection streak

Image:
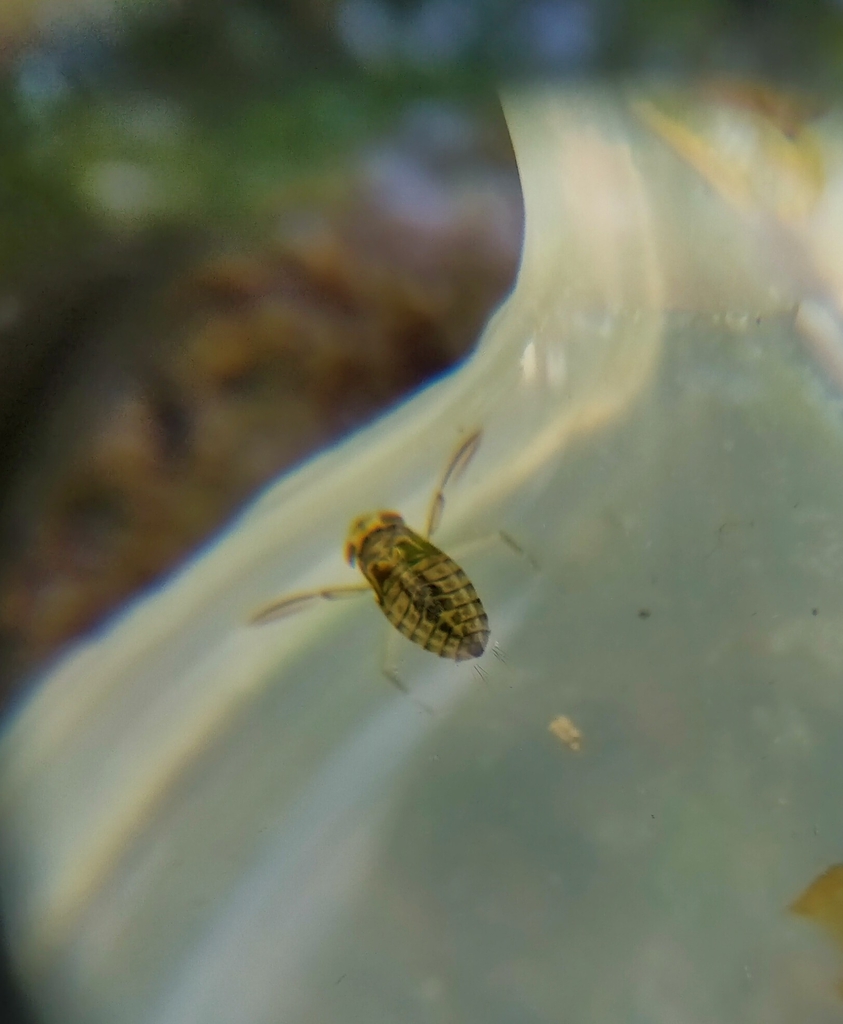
[9,624,340,967]
[557,128,660,312]
[150,673,467,1024]
[472,110,665,513]
[520,337,566,391]
[795,298,843,392]
[520,339,537,383]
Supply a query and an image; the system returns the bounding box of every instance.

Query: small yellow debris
[548,715,582,752]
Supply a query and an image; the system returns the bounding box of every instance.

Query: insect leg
[497,530,540,571]
[424,429,483,539]
[379,623,409,693]
[378,627,435,714]
[448,529,540,571]
[249,583,369,625]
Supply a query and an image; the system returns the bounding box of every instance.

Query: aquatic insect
[250,430,490,664]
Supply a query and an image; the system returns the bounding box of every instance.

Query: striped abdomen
[359,525,489,661]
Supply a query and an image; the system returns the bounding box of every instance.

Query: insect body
[251,430,490,664]
[346,511,489,660]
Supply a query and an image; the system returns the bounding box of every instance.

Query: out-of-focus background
[0,3,842,1018]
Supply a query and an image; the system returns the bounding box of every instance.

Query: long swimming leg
[424,429,483,539]
[250,583,369,625]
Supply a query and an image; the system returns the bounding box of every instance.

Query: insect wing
[393,529,444,567]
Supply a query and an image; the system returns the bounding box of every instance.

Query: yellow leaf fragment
[791,862,843,945]
[791,862,843,999]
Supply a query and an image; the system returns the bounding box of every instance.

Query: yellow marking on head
[344,510,404,566]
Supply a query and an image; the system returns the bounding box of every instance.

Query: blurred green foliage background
[4,0,843,277]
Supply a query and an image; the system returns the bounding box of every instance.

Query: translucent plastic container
[3,86,843,1024]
